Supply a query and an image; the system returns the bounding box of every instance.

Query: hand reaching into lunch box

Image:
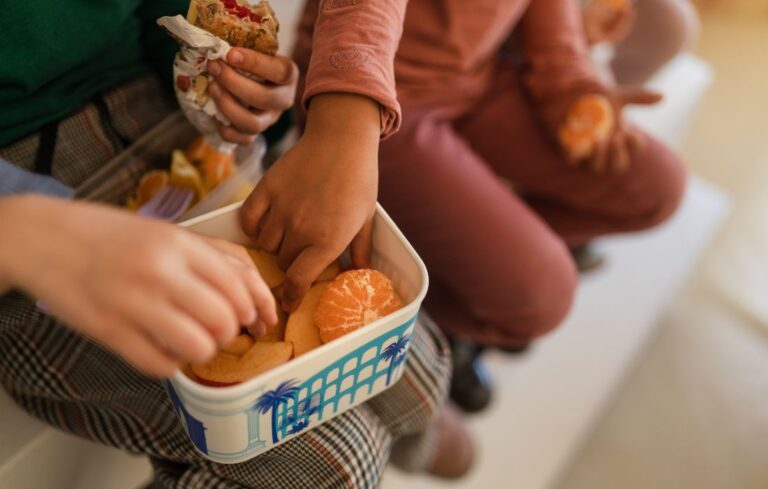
[205,48,298,144]
[0,195,277,378]
[240,93,381,312]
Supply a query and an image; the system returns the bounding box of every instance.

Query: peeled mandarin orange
[314,269,403,343]
[559,94,615,159]
[136,170,170,206]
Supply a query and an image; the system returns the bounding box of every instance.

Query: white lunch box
[166,202,429,463]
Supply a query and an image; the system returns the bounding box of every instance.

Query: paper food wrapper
[157,15,237,154]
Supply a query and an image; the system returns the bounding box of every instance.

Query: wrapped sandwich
[158,1,279,152]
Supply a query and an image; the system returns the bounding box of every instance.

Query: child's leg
[612,0,700,85]
[378,109,578,348]
[456,67,687,248]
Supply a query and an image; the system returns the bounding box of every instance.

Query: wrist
[0,195,54,292]
[304,93,381,147]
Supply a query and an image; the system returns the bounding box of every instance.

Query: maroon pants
[378,67,687,348]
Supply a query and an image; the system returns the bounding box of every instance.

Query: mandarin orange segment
[285,282,328,356]
[221,334,255,356]
[192,341,293,384]
[186,136,215,163]
[136,170,170,206]
[314,269,403,343]
[559,94,615,159]
[199,151,235,190]
[246,249,285,289]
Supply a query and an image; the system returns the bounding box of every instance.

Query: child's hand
[240,93,381,312]
[208,48,299,144]
[558,87,662,173]
[0,196,277,378]
[582,0,635,45]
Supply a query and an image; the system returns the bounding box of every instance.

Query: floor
[556,5,768,489]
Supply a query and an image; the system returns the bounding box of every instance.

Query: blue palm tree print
[254,380,300,444]
[382,334,411,385]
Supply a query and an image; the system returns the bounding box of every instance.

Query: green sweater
[0,1,187,147]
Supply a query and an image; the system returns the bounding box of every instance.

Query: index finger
[227,48,298,86]
[282,246,336,312]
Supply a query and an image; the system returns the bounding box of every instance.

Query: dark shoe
[499,343,531,355]
[449,340,493,413]
[570,244,606,274]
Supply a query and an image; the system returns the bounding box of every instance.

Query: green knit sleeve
[137,0,189,91]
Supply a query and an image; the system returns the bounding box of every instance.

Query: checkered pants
[0,75,451,488]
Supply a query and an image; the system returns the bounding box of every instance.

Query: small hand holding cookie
[207,48,298,144]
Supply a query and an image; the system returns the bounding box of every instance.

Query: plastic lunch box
[167,202,429,463]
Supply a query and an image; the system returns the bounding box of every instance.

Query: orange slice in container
[192,341,293,385]
[199,151,235,190]
[285,282,329,356]
[136,170,170,206]
[314,269,403,343]
[186,136,216,163]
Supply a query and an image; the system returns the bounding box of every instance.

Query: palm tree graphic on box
[254,380,300,444]
[382,334,411,385]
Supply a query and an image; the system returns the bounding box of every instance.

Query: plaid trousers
[0,75,451,488]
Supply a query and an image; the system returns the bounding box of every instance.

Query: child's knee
[491,243,578,346]
[633,143,688,229]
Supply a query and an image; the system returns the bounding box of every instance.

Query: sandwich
[187,0,279,55]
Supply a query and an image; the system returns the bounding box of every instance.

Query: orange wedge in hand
[558,94,615,161]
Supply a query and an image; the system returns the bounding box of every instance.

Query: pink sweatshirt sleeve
[298,0,408,139]
[519,0,607,135]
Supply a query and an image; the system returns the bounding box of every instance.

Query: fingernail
[208,82,222,99]
[208,61,221,76]
[228,50,244,64]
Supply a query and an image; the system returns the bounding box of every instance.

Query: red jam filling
[221,0,263,22]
